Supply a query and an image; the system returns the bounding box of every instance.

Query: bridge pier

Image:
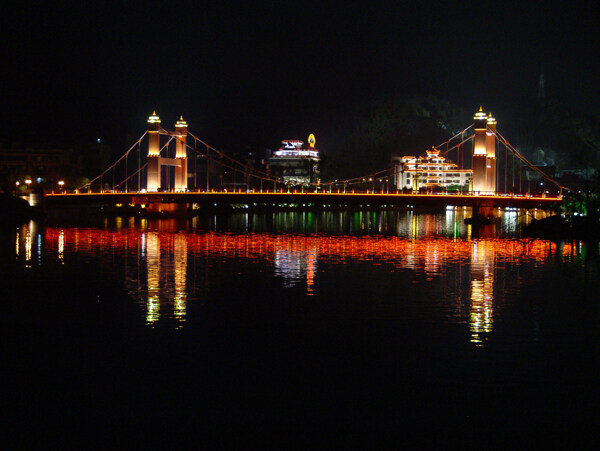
[146,202,190,215]
[468,198,499,224]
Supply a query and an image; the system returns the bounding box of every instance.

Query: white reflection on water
[58,230,64,264]
[274,238,318,294]
[24,223,32,267]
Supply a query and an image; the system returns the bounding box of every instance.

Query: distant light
[25,179,32,185]
[15,181,19,186]
[36,177,42,183]
[58,180,65,186]
[273,149,319,158]
[97,138,101,143]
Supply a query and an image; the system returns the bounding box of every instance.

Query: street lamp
[58,180,65,194]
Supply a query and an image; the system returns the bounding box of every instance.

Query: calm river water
[3,209,600,446]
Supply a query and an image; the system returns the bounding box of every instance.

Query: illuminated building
[268,134,320,185]
[472,107,497,194]
[391,149,472,191]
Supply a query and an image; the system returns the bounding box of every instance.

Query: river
[3,208,600,446]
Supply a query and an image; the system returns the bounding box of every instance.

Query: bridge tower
[485,113,497,193]
[147,111,161,192]
[146,112,189,192]
[174,116,188,192]
[472,107,497,194]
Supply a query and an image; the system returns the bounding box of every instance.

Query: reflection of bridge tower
[173,234,187,320]
[472,107,497,194]
[146,112,189,192]
[144,231,188,325]
[146,232,160,324]
[470,241,494,345]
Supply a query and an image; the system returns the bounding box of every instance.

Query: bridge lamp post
[58,180,65,194]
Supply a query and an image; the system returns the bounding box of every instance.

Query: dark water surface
[3,210,600,446]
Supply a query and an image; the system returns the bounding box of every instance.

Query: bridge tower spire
[174,116,188,192]
[472,107,497,194]
[147,111,161,192]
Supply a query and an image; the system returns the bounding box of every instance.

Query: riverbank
[523,214,599,241]
[0,194,42,224]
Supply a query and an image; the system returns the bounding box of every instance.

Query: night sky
[2,1,598,154]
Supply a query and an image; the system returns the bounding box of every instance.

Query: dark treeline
[320,95,600,187]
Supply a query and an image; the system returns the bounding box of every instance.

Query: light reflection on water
[9,209,594,347]
[470,241,495,345]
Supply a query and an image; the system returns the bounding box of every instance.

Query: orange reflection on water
[45,228,559,269]
[44,228,559,337]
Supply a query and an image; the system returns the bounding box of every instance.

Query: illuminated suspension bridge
[44,108,566,216]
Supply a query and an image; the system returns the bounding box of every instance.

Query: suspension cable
[74,121,567,196]
[78,131,148,191]
[493,129,569,191]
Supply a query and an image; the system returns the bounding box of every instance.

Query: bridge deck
[44,191,561,210]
